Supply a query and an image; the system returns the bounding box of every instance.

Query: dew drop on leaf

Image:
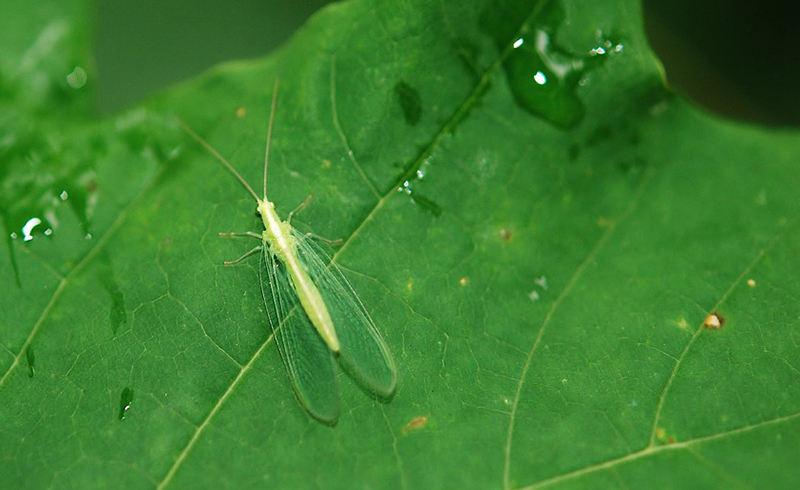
[66,66,87,89]
[25,346,35,378]
[118,387,134,420]
[481,0,618,128]
[394,80,423,126]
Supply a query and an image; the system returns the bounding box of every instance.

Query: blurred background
[95,0,800,127]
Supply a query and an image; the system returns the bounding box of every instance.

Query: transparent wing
[294,230,397,398]
[259,245,340,423]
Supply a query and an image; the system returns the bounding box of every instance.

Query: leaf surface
[1,0,799,489]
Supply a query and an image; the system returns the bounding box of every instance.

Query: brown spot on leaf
[500,229,513,241]
[597,217,614,228]
[459,277,469,286]
[401,416,429,435]
[236,107,247,118]
[656,428,676,445]
[703,313,724,330]
[747,278,756,287]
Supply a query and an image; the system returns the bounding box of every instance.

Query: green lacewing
[180,79,396,423]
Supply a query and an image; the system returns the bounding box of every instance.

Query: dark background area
[94,0,800,127]
[644,0,800,127]
[94,0,331,113]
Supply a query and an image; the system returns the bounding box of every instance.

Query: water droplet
[394,80,423,126]
[43,228,52,236]
[0,130,99,247]
[501,25,591,128]
[589,34,625,58]
[96,251,128,334]
[397,172,441,216]
[25,347,35,378]
[481,0,613,128]
[107,281,127,333]
[66,66,87,89]
[10,232,18,239]
[408,192,442,216]
[118,387,134,420]
[22,217,42,242]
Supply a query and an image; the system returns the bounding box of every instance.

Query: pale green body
[258,199,340,353]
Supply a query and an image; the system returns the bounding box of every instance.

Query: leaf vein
[330,54,380,199]
[515,411,800,490]
[503,167,654,490]
[155,329,278,489]
[647,220,796,446]
[0,166,167,390]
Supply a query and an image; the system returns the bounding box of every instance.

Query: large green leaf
[2,0,799,488]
